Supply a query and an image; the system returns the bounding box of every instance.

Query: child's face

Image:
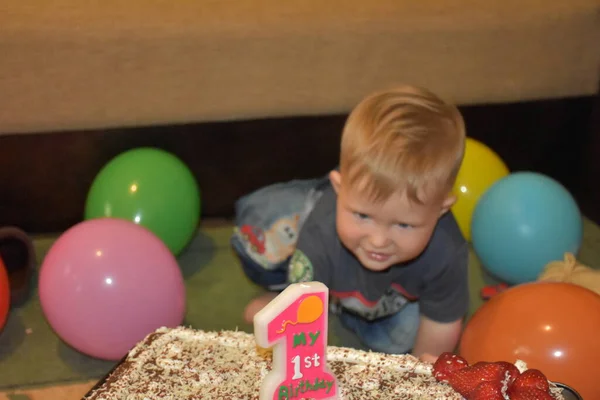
[330,170,455,272]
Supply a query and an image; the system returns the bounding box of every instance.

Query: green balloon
[85,148,201,255]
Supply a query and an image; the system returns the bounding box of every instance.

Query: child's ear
[440,194,457,216]
[329,170,342,194]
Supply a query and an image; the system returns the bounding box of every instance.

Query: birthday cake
[84,282,566,400]
[85,327,460,399]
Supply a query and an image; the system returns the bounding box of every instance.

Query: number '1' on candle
[254,281,338,400]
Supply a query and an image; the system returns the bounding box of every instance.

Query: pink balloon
[39,218,186,360]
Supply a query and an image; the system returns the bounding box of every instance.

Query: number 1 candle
[254,281,338,400]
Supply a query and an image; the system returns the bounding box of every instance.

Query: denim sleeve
[418,243,470,323]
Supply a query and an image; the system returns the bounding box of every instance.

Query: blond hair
[339,85,466,204]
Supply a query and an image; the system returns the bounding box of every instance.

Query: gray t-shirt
[287,183,469,323]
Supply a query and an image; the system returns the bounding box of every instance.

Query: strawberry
[448,362,507,397]
[493,361,521,386]
[509,387,554,400]
[470,381,504,400]
[510,369,550,392]
[432,352,469,382]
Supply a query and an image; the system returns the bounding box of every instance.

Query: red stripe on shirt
[391,283,418,301]
[331,284,418,306]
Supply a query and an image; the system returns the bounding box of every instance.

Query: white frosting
[85,326,462,400]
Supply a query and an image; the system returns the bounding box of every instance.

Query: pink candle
[254,282,338,400]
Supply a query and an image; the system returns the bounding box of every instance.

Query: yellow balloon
[452,138,509,241]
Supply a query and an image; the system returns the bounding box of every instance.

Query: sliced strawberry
[470,381,504,400]
[510,369,550,392]
[509,386,554,400]
[432,352,469,382]
[448,362,506,397]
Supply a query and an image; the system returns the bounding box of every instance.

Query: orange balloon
[459,282,600,400]
[297,295,323,324]
[0,257,9,331]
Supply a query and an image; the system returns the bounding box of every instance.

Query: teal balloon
[471,172,582,285]
[85,148,201,255]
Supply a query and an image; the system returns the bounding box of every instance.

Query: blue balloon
[471,172,583,285]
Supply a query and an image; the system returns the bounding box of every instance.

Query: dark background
[1,93,599,234]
